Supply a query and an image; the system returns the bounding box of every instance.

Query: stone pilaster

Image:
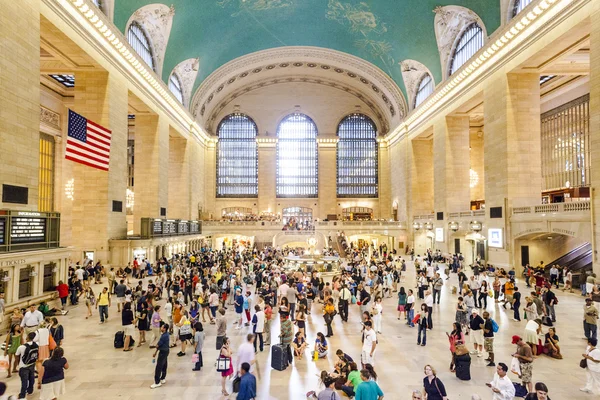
[133,114,169,233]
[409,139,434,215]
[318,141,337,219]
[483,73,541,267]
[389,137,409,222]
[189,140,205,220]
[203,144,217,218]
[378,143,391,220]
[69,71,128,263]
[589,6,600,274]
[168,134,190,219]
[0,0,40,210]
[257,142,276,216]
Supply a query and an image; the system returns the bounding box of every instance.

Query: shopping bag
[192,353,199,363]
[49,334,57,351]
[510,356,521,376]
[313,350,319,361]
[412,313,421,324]
[0,355,9,371]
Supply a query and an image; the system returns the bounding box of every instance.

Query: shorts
[397,305,405,312]
[484,337,494,352]
[40,380,66,400]
[123,324,135,337]
[520,362,533,383]
[117,297,125,304]
[471,329,483,345]
[361,350,374,366]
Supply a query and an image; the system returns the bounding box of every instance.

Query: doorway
[521,245,530,266]
[454,238,461,254]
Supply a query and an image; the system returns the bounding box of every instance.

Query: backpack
[22,343,39,365]
[491,319,499,333]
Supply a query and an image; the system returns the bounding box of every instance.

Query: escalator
[544,243,592,286]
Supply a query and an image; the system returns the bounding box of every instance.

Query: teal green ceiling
[114,0,500,97]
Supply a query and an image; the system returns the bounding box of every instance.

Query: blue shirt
[237,372,256,400]
[235,295,244,313]
[355,380,384,400]
[157,332,170,352]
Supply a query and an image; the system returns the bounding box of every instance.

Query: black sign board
[152,220,162,235]
[189,221,199,233]
[178,222,189,234]
[10,217,46,243]
[163,220,176,235]
[0,218,5,244]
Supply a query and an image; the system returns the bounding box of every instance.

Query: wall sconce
[1,270,10,282]
[470,221,482,232]
[65,178,75,201]
[424,222,433,230]
[449,221,459,231]
[412,221,421,230]
[50,262,58,273]
[29,265,38,277]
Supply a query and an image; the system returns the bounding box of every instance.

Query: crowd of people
[1,241,600,399]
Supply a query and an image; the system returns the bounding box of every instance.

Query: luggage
[114,331,125,348]
[454,353,471,381]
[542,316,553,327]
[513,382,528,397]
[271,344,289,371]
[232,376,241,393]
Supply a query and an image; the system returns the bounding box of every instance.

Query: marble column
[133,114,169,233]
[168,134,191,219]
[257,141,276,216]
[589,6,600,275]
[318,140,337,220]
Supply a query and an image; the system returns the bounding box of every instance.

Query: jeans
[407,309,414,327]
[584,321,598,340]
[154,351,168,384]
[339,299,349,321]
[417,323,427,345]
[99,305,108,322]
[193,351,203,370]
[210,306,217,319]
[254,332,264,352]
[545,304,556,321]
[427,306,433,329]
[18,366,35,399]
[513,303,521,321]
[478,293,487,309]
[341,385,355,397]
[289,303,296,321]
[433,289,441,304]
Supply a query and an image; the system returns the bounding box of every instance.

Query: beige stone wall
[410,139,434,215]
[0,1,40,210]
[318,142,337,218]
[389,137,408,222]
[469,129,484,202]
[168,134,191,219]
[590,6,600,275]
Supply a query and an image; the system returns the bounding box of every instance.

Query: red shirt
[57,283,69,298]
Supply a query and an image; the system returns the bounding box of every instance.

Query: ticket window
[133,249,147,262]
[83,251,94,265]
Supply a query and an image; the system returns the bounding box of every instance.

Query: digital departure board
[0,218,5,244]
[163,220,176,235]
[178,222,189,234]
[10,217,46,243]
[152,220,162,235]
[189,221,199,233]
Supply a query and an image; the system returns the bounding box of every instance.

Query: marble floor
[3,263,595,400]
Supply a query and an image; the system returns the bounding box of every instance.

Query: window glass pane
[19,268,32,299]
[512,0,533,18]
[169,74,184,104]
[216,114,258,197]
[43,263,55,292]
[127,22,155,71]
[415,74,434,108]
[449,23,484,76]
[39,133,55,212]
[337,114,378,197]
[276,113,318,198]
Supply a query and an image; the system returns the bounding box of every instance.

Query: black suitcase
[271,344,288,371]
[114,331,125,348]
[455,354,471,381]
[542,316,553,327]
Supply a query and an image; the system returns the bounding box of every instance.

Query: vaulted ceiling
[114,0,501,96]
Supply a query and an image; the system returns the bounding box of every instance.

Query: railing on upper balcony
[512,200,591,215]
[202,220,404,228]
[447,210,486,218]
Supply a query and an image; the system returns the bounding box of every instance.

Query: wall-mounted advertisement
[435,227,444,242]
[488,228,503,248]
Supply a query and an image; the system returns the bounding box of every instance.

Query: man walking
[252,305,265,353]
[482,311,495,367]
[584,298,598,340]
[237,334,256,374]
[237,362,257,400]
[432,273,443,304]
[279,314,293,363]
[151,323,170,389]
[511,335,534,393]
[114,280,127,312]
[15,332,38,399]
[339,284,351,322]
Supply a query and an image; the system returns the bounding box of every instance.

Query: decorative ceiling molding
[191,47,407,128]
[97,0,115,23]
[171,58,199,108]
[433,6,487,79]
[204,75,390,135]
[400,60,434,111]
[126,3,175,77]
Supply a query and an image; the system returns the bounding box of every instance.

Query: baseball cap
[472,309,478,314]
[511,335,521,344]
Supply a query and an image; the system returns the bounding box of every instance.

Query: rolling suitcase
[271,344,288,371]
[455,353,471,381]
[114,331,125,348]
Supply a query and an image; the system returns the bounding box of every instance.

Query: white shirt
[75,268,84,280]
[279,283,290,298]
[21,310,44,328]
[489,373,515,400]
[237,341,256,372]
[164,302,173,317]
[586,345,600,373]
[362,329,377,353]
[407,295,415,304]
[34,327,50,346]
[425,295,433,307]
[254,310,265,333]
[15,341,36,368]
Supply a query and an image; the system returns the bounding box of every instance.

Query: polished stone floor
[3,262,595,399]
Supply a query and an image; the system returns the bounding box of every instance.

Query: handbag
[455,344,469,356]
[192,353,199,363]
[48,334,57,351]
[580,358,588,369]
[0,355,9,371]
[232,376,241,393]
[216,355,231,372]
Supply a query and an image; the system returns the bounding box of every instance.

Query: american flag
[66,110,112,171]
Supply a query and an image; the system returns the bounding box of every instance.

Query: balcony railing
[512,200,590,215]
[448,210,485,218]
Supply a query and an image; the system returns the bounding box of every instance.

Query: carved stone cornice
[40,106,61,130]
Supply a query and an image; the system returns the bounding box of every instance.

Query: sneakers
[487,362,496,367]
[150,383,161,389]
[477,353,483,358]
[580,388,591,393]
[160,379,166,384]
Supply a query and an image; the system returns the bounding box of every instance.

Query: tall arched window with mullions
[127,21,155,72]
[337,114,378,197]
[216,114,258,198]
[414,73,434,108]
[276,113,318,198]
[512,0,533,18]
[449,23,484,76]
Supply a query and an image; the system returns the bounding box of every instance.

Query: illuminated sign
[10,217,46,243]
[488,228,503,248]
[435,227,444,242]
[152,220,162,235]
[0,218,4,245]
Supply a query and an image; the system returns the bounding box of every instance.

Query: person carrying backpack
[15,332,39,399]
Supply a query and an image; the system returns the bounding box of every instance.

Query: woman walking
[35,322,51,361]
[324,298,336,337]
[417,304,429,346]
[478,281,489,309]
[422,364,448,400]
[406,289,415,327]
[581,337,600,394]
[447,323,464,372]
[296,304,306,337]
[137,302,149,347]
[149,305,161,348]
[455,297,468,334]
[177,312,193,356]
[3,324,22,377]
[83,286,95,319]
[397,287,407,321]
[38,346,68,400]
[372,297,383,334]
[192,322,204,371]
[121,302,136,352]
[219,337,234,396]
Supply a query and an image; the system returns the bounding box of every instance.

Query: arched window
[216,114,258,198]
[168,73,184,104]
[512,0,533,18]
[276,113,318,198]
[127,22,155,71]
[414,74,434,108]
[337,114,378,197]
[449,23,484,76]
